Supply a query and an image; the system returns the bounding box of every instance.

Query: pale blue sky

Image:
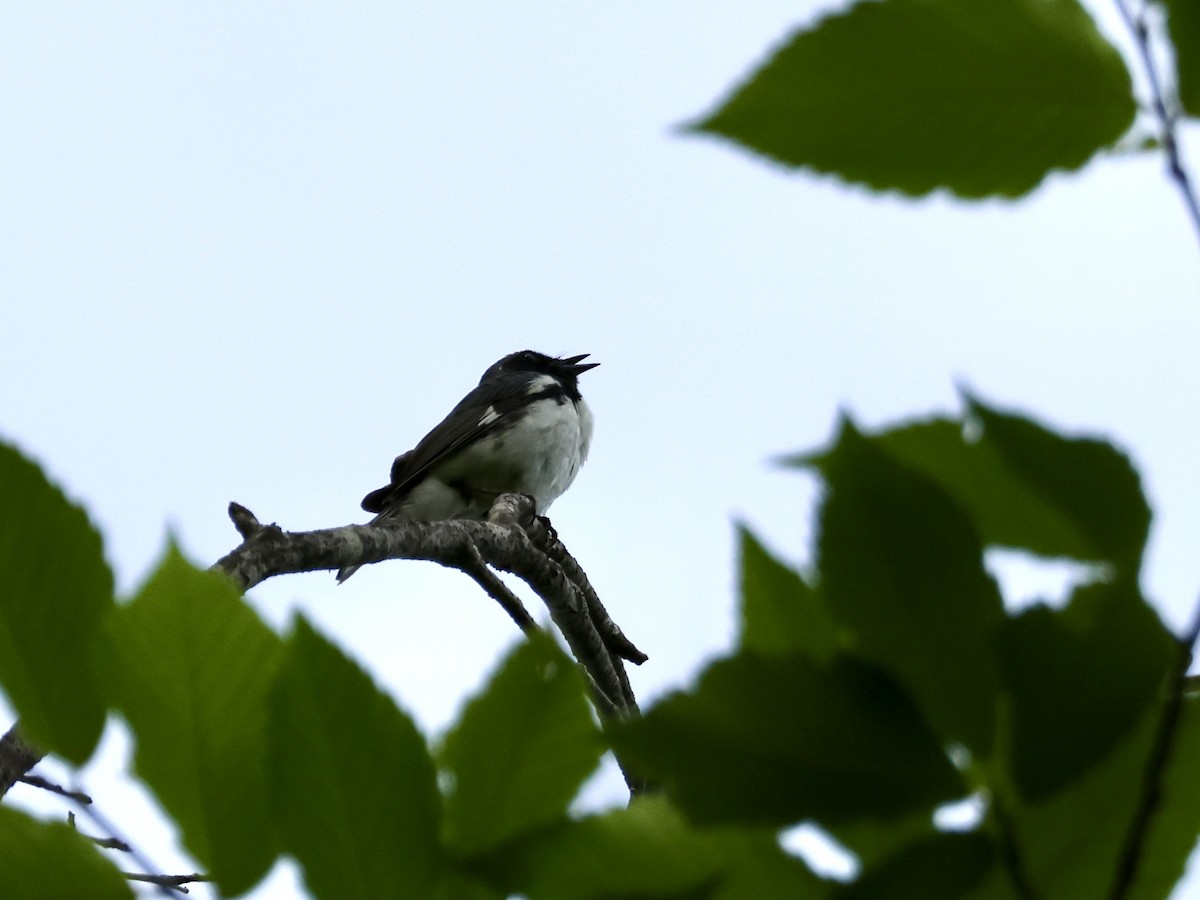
[2,2,1198,896]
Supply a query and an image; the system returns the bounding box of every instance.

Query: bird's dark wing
[361,372,543,514]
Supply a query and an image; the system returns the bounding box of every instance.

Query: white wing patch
[478,405,501,427]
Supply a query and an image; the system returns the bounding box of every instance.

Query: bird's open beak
[560,353,600,375]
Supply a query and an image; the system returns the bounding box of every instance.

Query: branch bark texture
[215,494,651,792]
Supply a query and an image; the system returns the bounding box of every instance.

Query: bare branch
[215,493,652,794]
[71,788,196,899]
[452,539,539,635]
[523,514,648,665]
[516,512,645,717]
[1115,0,1200,250]
[19,773,92,805]
[122,871,208,894]
[75,823,132,852]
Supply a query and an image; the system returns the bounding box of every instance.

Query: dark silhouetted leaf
[613,653,963,827]
[813,420,1001,755]
[1164,0,1200,116]
[477,796,827,900]
[967,397,1150,574]
[996,580,1172,800]
[871,418,1101,560]
[1011,700,1157,897]
[738,526,837,662]
[439,633,602,857]
[791,401,1150,573]
[715,832,830,900]
[837,831,994,900]
[0,443,110,762]
[689,0,1135,197]
[828,810,937,873]
[1122,696,1200,900]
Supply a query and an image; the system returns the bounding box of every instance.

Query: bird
[336,350,598,582]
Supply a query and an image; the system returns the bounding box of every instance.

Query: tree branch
[1115,0,1200,251]
[122,871,208,894]
[215,494,652,793]
[1105,592,1200,900]
[19,774,91,805]
[451,539,539,635]
[70,787,207,898]
[0,723,44,801]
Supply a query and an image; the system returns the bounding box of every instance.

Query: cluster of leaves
[2,392,1198,899]
[688,0,1199,198]
[0,436,603,898]
[615,396,1200,899]
[3,2,1198,893]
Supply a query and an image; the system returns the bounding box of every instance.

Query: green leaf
[0,807,133,900]
[1000,702,1200,897]
[738,526,837,662]
[0,443,111,762]
[1009,699,1158,897]
[716,834,831,900]
[827,809,938,873]
[870,418,1103,561]
[612,653,963,828]
[476,796,827,900]
[990,704,1200,898]
[793,401,1151,572]
[476,797,722,899]
[837,831,994,900]
[439,632,602,857]
[1123,695,1200,900]
[436,871,507,900]
[966,398,1150,574]
[267,615,441,900]
[1164,0,1200,116]
[956,866,1022,900]
[102,545,282,894]
[813,420,1001,755]
[688,0,1136,198]
[995,580,1172,800]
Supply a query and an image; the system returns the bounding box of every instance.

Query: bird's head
[480,350,599,385]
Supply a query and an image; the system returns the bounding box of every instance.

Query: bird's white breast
[500,392,592,513]
[413,375,594,519]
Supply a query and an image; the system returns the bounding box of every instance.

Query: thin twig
[123,872,209,894]
[526,515,648,665]
[521,515,644,715]
[19,773,92,805]
[454,540,539,634]
[1115,0,1200,250]
[70,789,186,900]
[1106,593,1200,900]
[80,831,133,852]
